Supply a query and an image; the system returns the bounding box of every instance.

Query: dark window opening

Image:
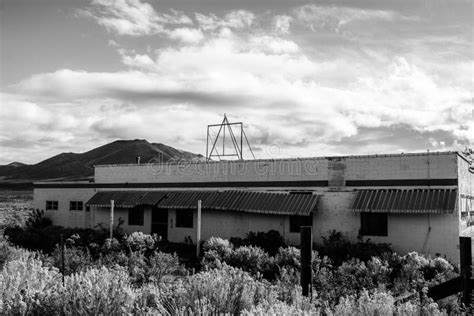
[360,212,387,236]
[46,200,58,211]
[289,215,312,233]
[176,209,193,228]
[86,206,91,212]
[129,206,144,226]
[69,201,83,211]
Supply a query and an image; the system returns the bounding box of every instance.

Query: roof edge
[93,151,461,168]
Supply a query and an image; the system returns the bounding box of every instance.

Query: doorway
[151,206,168,240]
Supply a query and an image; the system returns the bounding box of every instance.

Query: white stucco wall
[167,209,301,245]
[313,190,460,264]
[92,206,153,235]
[33,188,96,228]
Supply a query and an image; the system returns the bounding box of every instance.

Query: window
[289,215,312,233]
[129,206,144,226]
[86,206,91,212]
[176,209,193,228]
[360,212,388,236]
[46,200,58,211]
[69,201,83,211]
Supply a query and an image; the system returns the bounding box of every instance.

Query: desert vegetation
[0,199,465,315]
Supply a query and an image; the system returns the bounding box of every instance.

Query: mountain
[7,162,27,167]
[0,162,29,177]
[0,139,203,182]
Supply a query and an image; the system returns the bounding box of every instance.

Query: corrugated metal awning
[215,191,318,215]
[156,190,319,215]
[351,188,457,214]
[87,190,319,215]
[137,191,168,205]
[86,191,149,208]
[157,191,217,209]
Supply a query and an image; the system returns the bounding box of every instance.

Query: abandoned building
[33,151,473,264]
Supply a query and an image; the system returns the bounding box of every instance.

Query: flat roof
[93,150,466,168]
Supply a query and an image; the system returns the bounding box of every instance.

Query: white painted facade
[33,151,474,265]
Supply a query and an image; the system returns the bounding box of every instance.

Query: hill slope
[0,140,203,181]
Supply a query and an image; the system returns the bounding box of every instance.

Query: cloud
[1,0,472,164]
[120,52,156,69]
[294,4,402,33]
[79,0,192,36]
[272,15,293,34]
[168,27,204,44]
[11,35,472,161]
[195,10,255,31]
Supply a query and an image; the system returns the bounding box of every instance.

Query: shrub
[176,264,275,314]
[25,209,52,228]
[227,245,276,278]
[317,230,392,266]
[332,289,447,315]
[243,230,287,256]
[124,231,158,252]
[245,297,318,315]
[0,256,62,314]
[4,224,125,254]
[275,246,301,270]
[0,235,25,269]
[53,266,138,315]
[147,251,183,284]
[43,244,93,275]
[386,252,457,295]
[203,237,232,258]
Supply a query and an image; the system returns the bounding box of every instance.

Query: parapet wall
[94,152,459,186]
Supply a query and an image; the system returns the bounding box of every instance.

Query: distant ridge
[0,139,203,182]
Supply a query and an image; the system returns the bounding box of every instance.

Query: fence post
[460,236,472,307]
[300,226,313,297]
[110,200,114,239]
[60,233,65,285]
[196,200,202,257]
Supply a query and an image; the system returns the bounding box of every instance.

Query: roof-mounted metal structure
[206,114,255,162]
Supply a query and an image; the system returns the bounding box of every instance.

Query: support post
[196,200,202,257]
[60,233,65,285]
[460,236,472,306]
[110,200,114,239]
[300,226,313,297]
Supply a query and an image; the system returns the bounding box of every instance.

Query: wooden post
[110,200,114,239]
[300,226,313,297]
[196,200,202,257]
[60,233,65,285]
[460,236,472,306]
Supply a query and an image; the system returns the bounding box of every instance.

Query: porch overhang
[351,188,457,214]
[86,190,319,215]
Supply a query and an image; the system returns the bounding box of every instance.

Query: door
[151,206,168,240]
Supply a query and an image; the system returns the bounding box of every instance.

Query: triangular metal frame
[206,114,255,162]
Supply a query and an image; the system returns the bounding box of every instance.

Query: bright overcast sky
[0,0,472,164]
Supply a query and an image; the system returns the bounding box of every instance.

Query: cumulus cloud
[195,10,255,31]
[168,27,204,44]
[272,15,293,34]
[78,0,192,36]
[1,0,471,163]
[11,39,472,160]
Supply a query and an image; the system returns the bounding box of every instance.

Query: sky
[0,0,472,164]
